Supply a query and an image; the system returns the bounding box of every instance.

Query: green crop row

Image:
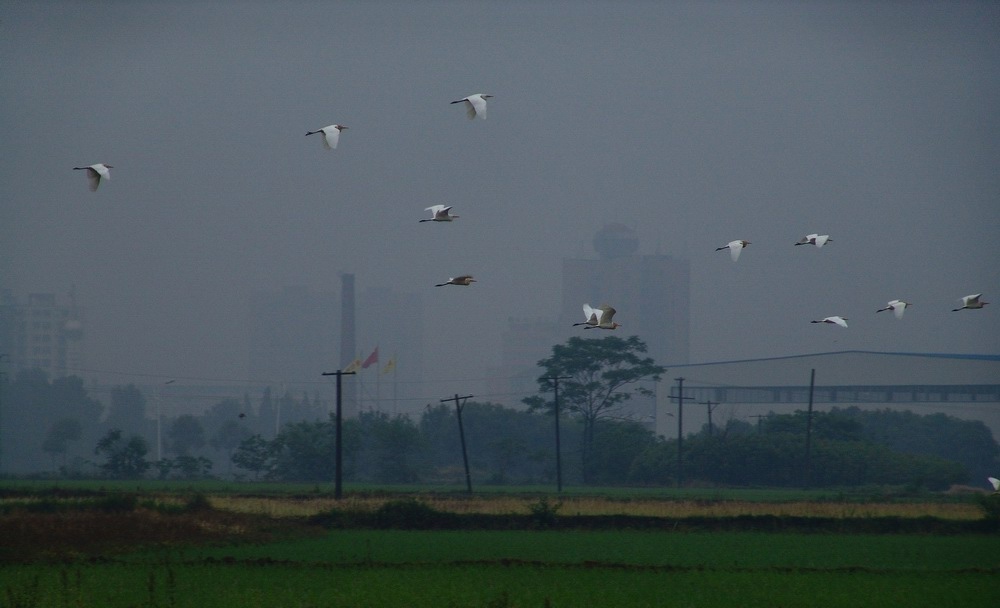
[2,560,995,608]
[137,530,999,571]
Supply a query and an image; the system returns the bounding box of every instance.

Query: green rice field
[4,530,999,607]
[2,483,998,607]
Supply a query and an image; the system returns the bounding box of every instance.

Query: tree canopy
[524,335,664,482]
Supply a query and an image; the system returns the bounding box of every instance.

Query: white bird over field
[795,233,832,248]
[952,294,989,311]
[305,124,348,149]
[876,300,911,319]
[572,304,601,327]
[988,476,1000,493]
[584,305,621,330]
[811,316,849,328]
[419,205,459,222]
[450,93,493,120]
[716,239,751,262]
[73,163,112,192]
[435,275,476,287]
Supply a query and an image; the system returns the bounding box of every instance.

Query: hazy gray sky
[2,1,998,396]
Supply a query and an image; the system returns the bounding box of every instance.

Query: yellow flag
[344,358,362,374]
[381,357,396,375]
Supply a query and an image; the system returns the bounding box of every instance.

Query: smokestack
[340,273,357,415]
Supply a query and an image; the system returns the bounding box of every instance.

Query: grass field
[1,482,998,607]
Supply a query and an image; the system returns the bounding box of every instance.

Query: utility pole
[668,377,694,489]
[441,394,474,494]
[700,400,718,437]
[803,368,816,489]
[0,354,6,473]
[750,414,766,432]
[542,375,571,493]
[322,369,356,499]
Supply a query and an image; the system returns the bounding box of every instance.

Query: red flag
[362,346,379,369]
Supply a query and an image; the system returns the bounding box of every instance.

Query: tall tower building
[561,224,690,367]
[0,290,85,379]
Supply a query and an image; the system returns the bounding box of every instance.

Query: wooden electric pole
[542,375,571,493]
[322,369,356,499]
[804,368,816,489]
[668,377,695,488]
[700,400,719,437]
[441,393,474,494]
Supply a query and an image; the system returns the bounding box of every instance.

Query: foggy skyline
[3,1,998,400]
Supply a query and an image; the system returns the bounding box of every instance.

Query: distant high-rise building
[489,225,689,413]
[0,289,85,379]
[561,224,690,367]
[487,317,563,407]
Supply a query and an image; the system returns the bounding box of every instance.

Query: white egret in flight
[73,163,112,192]
[572,304,601,327]
[584,305,621,330]
[451,94,493,120]
[419,205,459,222]
[876,300,911,319]
[305,124,348,149]
[716,239,751,262]
[435,275,476,287]
[811,316,848,328]
[795,233,832,248]
[952,294,989,311]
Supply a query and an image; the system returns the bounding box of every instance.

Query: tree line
[1,336,997,489]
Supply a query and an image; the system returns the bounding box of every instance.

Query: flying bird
[952,294,989,311]
[435,275,476,287]
[450,93,493,120]
[811,316,848,328]
[989,476,1000,493]
[419,205,459,222]
[876,300,911,319]
[73,163,112,192]
[584,305,621,330]
[305,124,348,149]
[795,233,832,248]
[572,304,601,327]
[716,239,751,262]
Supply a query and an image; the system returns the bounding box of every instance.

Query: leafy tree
[94,428,150,479]
[41,418,82,468]
[210,419,251,477]
[588,419,658,485]
[524,335,664,483]
[167,414,206,457]
[272,420,336,481]
[231,434,276,480]
[364,412,423,482]
[836,407,999,484]
[171,455,214,480]
[1,370,103,473]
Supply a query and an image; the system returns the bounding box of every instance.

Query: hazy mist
[3,1,998,402]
